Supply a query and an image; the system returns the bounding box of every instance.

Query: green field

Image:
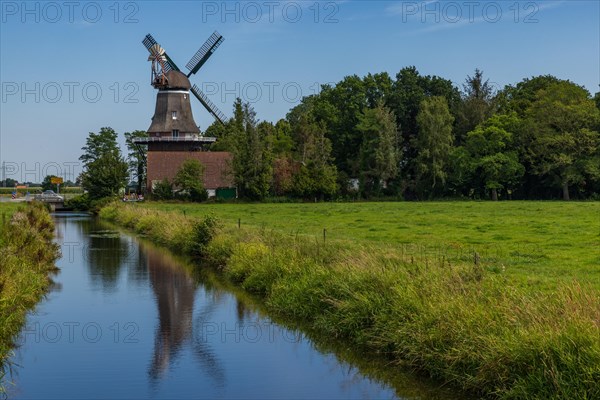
[139,201,600,289]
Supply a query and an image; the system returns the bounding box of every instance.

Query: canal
[7,214,457,399]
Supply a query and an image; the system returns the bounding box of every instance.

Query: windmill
[135,32,236,197]
[142,31,227,131]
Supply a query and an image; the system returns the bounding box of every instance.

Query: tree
[124,130,148,193]
[497,75,562,117]
[81,151,129,199]
[80,127,122,165]
[79,127,129,199]
[363,72,393,108]
[414,96,455,198]
[41,175,61,191]
[291,113,338,199]
[356,101,400,196]
[272,157,295,196]
[2,178,17,188]
[456,69,497,142]
[496,75,563,199]
[230,99,273,200]
[173,159,207,202]
[272,119,294,156]
[464,114,525,200]
[205,120,232,151]
[527,82,600,200]
[390,67,460,197]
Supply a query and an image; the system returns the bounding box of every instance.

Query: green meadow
[139,201,600,290]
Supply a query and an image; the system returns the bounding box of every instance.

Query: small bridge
[30,195,68,211]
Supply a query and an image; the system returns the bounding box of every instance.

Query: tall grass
[101,202,600,399]
[0,202,60,393]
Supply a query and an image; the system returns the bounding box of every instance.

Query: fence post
[238,218,241,229]
[323,228,326,243]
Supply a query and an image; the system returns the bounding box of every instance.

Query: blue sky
[1,0,598,182]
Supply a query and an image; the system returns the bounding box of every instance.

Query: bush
[152,179,174,200]
[190,215,218,257]
[64,193,91,210]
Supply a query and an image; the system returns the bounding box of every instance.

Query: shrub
[152,179,174,200]
[190,215,218,257]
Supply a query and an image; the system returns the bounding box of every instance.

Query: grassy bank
[0,203,60,391]
[100,202,600,399]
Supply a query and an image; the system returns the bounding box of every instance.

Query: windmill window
[172,111,177,120]
[172,130,180,138]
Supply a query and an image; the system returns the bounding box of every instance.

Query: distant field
[0,188,83,195]
[139,201,600,289]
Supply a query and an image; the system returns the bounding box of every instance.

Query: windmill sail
[186,32,224,77]
[191,84,227,125]
[142,34,180,72]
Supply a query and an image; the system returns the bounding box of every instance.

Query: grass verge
[0,202,60,393]
[100,202,600,399]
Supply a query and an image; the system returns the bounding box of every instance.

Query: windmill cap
[164,71,192,90]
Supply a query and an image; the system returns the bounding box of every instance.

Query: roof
[165,71,191,90]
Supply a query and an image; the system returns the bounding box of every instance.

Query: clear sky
[1,0,598,183]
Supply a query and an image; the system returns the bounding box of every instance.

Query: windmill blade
[147,44,166,62]
[190,84,227,125]
[186,31,224,77]
[142,34,180,72]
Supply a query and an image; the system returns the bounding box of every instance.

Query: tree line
[77,68,600,202]
[208,68,600,201]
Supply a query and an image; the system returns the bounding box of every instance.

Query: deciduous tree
[356,101,400,196]
[527,82,600,200]
[79,127,128,199]
[174,159,207,202]
[414,96,455,198]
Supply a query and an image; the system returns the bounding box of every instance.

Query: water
[7,214,456,399]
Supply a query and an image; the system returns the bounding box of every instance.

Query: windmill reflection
[144,245,225,387]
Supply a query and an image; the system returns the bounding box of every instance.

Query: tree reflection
[74,219,135,292]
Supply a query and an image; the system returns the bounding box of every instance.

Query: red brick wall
[147,151,234,191]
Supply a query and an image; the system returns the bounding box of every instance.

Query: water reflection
[9,215,461,399]
[143,244,226,387]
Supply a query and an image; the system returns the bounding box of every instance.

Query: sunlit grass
[139,201,600,290]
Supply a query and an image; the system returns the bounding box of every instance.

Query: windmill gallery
[134,32,237,199]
